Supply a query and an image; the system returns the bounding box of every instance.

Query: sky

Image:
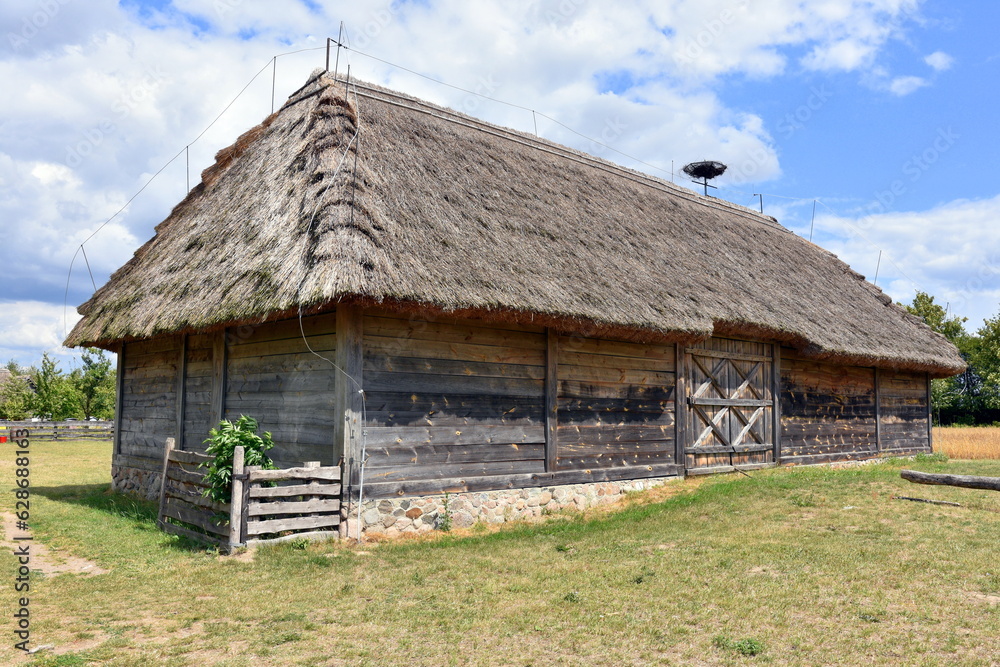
[1,0,999,369]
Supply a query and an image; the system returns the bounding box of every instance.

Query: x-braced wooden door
[684,338,777,474]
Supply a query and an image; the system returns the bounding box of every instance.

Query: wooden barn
[66,69,964,536]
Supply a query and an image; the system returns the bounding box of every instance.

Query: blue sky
[1,0,998,368]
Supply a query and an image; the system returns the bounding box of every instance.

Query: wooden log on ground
[901,469,1000,491]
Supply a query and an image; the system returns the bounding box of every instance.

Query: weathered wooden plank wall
[223,312,338,466]
[182,333,214,451]
[556,335,676,471]
[119,337,180,465]
[361,313,548,487]
[779,350,878,465]
[878,369,930,454]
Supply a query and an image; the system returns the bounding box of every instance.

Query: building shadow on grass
[31,483,218,553]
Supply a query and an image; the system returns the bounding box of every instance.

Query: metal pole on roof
[325,37,331,72]
[334,22,344,78]
[873,250,883,286]
[270,56,276,114]
[808,200,816,241]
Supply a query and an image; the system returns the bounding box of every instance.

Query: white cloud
[813,195,1000,328]
[0,301,83,366]
[888,75,928,96]
[925,51,955,72]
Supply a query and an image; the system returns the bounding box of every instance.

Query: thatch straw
[65,69,964,377]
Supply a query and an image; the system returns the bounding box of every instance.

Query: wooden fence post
[229,446,245,551]
[156,437,176,529]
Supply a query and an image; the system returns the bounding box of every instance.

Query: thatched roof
[66,69,964,377]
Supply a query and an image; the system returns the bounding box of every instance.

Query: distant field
[3,440,1000,664]
[934,426,1000,459]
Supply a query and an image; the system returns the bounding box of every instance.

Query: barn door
[684,338,776,474]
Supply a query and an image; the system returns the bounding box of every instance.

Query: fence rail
[155,439,341,551]
[0,421,114,441]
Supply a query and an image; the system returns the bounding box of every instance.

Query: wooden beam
[772,344,781,464]
[545,329,558,472]
[156,437,175,529]
[229,445,245,549]
[175,334,187,450]
[334,306,363,493]
[211,329,228,427]
[874,367,882,453]
[113,343,125,457]
[901,469,1000,492]
[674,343,687,468]
[926,372,933,450]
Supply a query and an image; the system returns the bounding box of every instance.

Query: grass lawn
[2,440,1000,666]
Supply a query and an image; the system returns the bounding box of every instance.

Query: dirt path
[1,512,108,576]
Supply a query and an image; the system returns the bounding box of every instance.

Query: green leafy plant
[714,635,765,657]
[200,416,277,503]
[438,492,452,532]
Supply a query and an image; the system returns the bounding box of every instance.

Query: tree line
[903,292,1000,425]
[0,349,116,421]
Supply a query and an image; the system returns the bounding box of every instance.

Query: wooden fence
[0,421,114,441]
[156,438,341,551]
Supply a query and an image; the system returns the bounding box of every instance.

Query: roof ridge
[320,72,789,235]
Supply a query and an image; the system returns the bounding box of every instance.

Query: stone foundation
[343,476,680,539]
[111,464,162,500]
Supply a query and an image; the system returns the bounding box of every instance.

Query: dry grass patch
[934,426,1000,459]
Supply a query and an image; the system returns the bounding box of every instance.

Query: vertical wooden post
[926,372,934,451]
[229,445,245,550]
[544,329,558,472]
[156,437,176,529]
[176,334,187,450]
[211,329,228,426]
[113,343,125,456]
[874,367,882,453]
[772,344,782,464]
[334,306,364,495]
[674,344,688,470]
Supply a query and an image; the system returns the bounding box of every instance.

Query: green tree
[902,292,982,424]
[0,375,34,420]
[973,314,1000,412]
[71,348,116,419]
[31,353,81,420]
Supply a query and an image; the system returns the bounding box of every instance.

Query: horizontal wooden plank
[556,349,675,373]
[228,334,336,360]
[365,308,546,334]
[229,313,336,345]
[248,483,342,498]
[690,397,771,407]
[364,354,546,380]
[364,459,545,483]
[366,443,544,467]
[360,463,683,498]
[685,443,774,454]
[556,441,674,456]
[246,514,340,536]
[169,450,214,466]
[364,336,545,366]
[365,371,543,398]
[556,424,674,444]
[164,487,229,513]
[686,461,776,475]
[686,347,771,362]
[166,465,209,486]
[557,363,675,386]
[248,466,341,482]
[162,500,228,536]
[363,315,546,348]
[364,393,543,426]
[555,451,674,470]
[363,425,545,446]
[247,498,341,516]
[559,380,674,401]
[558,336,674,361]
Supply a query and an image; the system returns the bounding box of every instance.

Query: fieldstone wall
[343,476,680,539]
[111,464,161,500]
